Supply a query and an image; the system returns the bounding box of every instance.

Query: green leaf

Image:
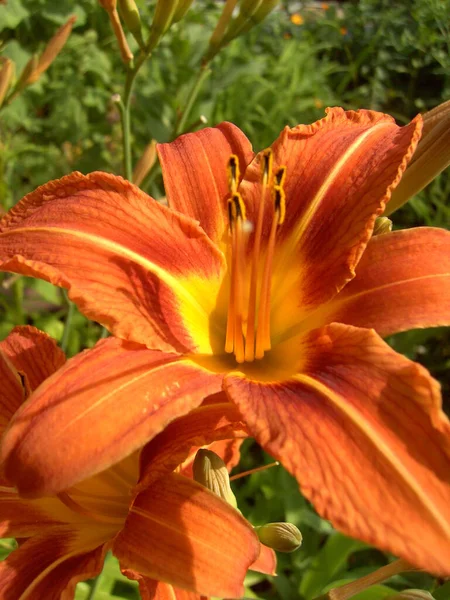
[433,581,450,600]
[299,533,368,599]
[0,0,29,31]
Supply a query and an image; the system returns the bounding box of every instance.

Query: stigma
[225,150,286,363]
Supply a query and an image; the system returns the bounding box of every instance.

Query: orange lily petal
[158,122,254,245]
[113,472,260,598]
[224,323,450,576]
[250,544,277,575]
[138,401,248,492]
[240,108,422,328]
[179,438,244,479]
[307,227,450,336]
[0,325,66,392]
[1,337,222,496]
[0,528,108,600]
[0,171,225,353]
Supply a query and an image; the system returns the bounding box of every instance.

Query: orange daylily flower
[0,327,275,598]
[0,108,450,575]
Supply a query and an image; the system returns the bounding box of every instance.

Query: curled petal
[308,227,450,336]
[0,172,225,353]
[0,325,66,391]
[250,544,277,575]
[158,122,254,245]
[224,323,450,576]
[114,473,259,598]
[138,401,247,492]
[1,337,222,496]
[0,527,108,600]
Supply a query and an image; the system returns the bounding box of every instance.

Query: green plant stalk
[173,64,211,138]
[13,277,24,324]
[119,50,152,181]
[60,297,75,354]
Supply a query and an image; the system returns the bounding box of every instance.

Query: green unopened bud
[386,590,433,600]
[118,0,144,47]
[373,216,392,235]
[147,0,178,51]
[172,0,195,23]
[385,100,450,216]
[223,0,279,43]
[256,522,302,553]
[193,449,238,508]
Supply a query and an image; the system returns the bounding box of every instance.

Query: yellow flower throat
[225,150,286,364]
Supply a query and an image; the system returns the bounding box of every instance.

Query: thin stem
[173,64,211,138]
[61,295,75,354]
[118,50,152,181]
[86,575,102,600]
[13,276,24,324]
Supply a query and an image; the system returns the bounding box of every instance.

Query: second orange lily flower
[0,326,274,598]
[0,107,449,576]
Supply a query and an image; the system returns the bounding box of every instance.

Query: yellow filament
[245,148,272,362]
[233,200,246,363]
[255,212,278,359]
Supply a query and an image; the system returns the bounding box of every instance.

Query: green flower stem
[60,294,75,354]
[118,50,152,181]
[86,575,101,600]
[13,276,24,324]
[173,64,211,138]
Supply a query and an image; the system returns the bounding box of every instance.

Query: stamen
[244,148,272,362]
[227,154,240,194]
[225,192,246,362]
[255,171,286,359]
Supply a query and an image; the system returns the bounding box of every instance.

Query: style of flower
[0,327,274,599]
[0,107,449,575]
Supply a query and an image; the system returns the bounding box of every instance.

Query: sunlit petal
[0,172,225,353]
[1,337,222,496]
[224,323,450,575]
[114,473,259,598]
[158,122,254,245]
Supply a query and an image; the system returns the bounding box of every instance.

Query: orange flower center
[224,151,286,364]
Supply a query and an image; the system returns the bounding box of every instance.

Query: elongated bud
[193,449,238,508]
[27,16,77,85]
[147,0,178,52]
[172,0,195,23]
[0,58,14,107]
[373,216,392,236]
[118,0,144,47]
[100,0,133,63]
[386,591,433,600]
[133,140,157,186]
[386,103,450,216]
[14,55,38,93]
[255,522,302,553]
[237,0,280,35]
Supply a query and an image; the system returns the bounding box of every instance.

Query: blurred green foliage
[0,1,449,598]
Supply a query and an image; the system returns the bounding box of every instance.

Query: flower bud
[386,590,433,600]
[386,101,450,216]
[133,140,157,187]
[118,0,144,47]
[0,58,14,108]
[193,449,238,508]
[27,16,77,85]
[14,55,38,94]
[147,0,178,52]
[373,216,392,236]
[172,0,195,23]
[255,522,302,553]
